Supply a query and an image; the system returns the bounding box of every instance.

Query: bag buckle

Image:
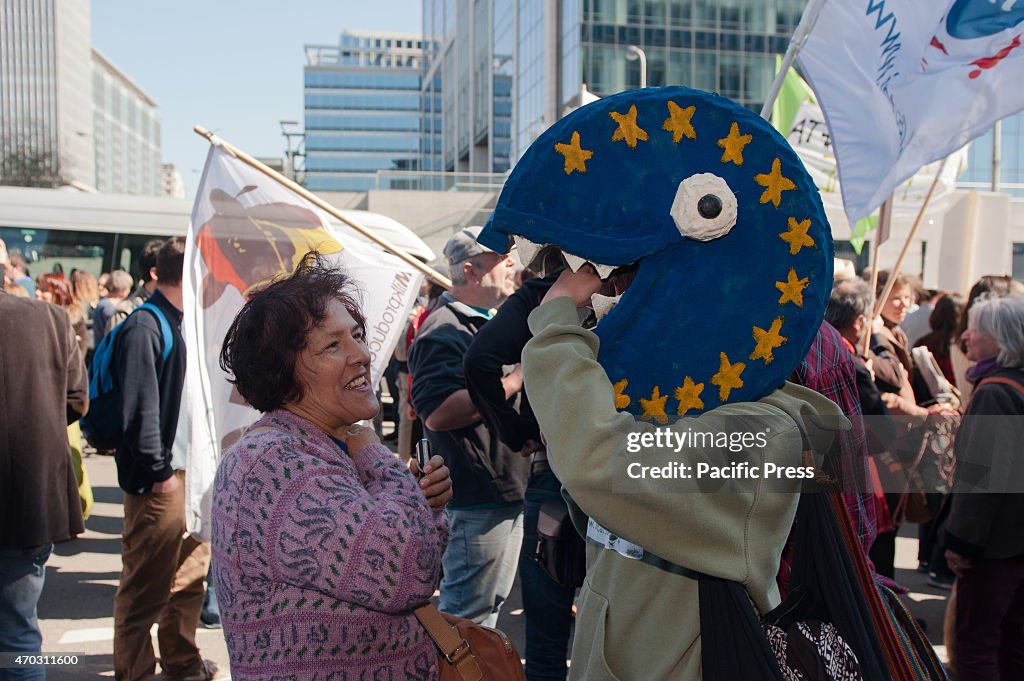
[445,639,472,665]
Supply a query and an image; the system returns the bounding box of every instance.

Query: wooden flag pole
[760,0,828,120]
[870,156,949,322]
[862,194,893,357]
[193,125,452,289]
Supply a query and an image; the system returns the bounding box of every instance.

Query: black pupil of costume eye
[698,194,723,219]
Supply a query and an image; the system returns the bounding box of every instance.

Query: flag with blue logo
[797,0,1024,223]
[770,64,965,253]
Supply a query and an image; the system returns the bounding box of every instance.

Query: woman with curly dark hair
[211,253,452,681]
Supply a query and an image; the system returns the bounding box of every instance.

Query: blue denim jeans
[519,470,576,681]
[0,545,52,681]
[440,504,523,628]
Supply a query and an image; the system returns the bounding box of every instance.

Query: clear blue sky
[91,0,421,198]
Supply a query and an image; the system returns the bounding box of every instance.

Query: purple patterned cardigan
[211,410,449,681]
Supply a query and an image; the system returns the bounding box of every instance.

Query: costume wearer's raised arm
[522,296,806,580]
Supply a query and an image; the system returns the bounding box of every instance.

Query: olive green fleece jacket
[523,297,850,681]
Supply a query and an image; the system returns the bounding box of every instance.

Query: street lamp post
[625,45,647,90]
[279,119,304,182]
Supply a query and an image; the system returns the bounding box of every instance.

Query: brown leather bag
[414,603,525,681]
[891,434,934,525]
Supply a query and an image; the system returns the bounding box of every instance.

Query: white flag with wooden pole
[794,0,1024,225]
[182,126,448,540]
[757,0,962,352]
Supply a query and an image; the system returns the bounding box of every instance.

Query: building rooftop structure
[303,30,428,192]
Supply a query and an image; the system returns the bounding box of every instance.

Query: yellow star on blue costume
[662,102,697,144]
[674,377,705,416]
[755,158,797,208]
[779,217,815,255]
[610,105,649,149]
[750,318,787,364]
[613,378,632,409]
[554,131,593,175]
[776,268,809,307]
[711,353,745,402]
[717,122,752,166]
[639,386,669,423]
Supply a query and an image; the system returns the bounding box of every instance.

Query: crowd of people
[2,224,1023,681]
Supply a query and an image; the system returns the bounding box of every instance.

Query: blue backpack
[81,302,173,450]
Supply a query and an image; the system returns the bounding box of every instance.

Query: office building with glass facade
[421,0,513,175]
[1,0,94,188]
[303,31,427,192]
[959,113,1024,198]
[423,0,806,169]
[92,49,161,196]
[519,0,806,158]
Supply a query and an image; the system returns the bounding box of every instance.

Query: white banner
[785,99,966,234]
[183,146,422,540]
[797,0,1024,223]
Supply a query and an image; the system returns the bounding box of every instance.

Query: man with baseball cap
[408,226,527,627]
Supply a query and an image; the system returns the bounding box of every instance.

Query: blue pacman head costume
[478,86,833,419]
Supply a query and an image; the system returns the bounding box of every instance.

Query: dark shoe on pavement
[927,572,955,590]
[200,607,221,629]
[201,582,221,629]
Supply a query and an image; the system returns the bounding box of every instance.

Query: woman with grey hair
[942,293,1024,681]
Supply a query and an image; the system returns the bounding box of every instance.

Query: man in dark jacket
[0,285,88,677]
[409,226,528,627]
[464,263,578,681]
[112,238,215,681]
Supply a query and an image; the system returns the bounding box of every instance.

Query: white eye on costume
[669,173,738,242]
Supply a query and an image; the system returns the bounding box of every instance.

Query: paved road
[36,453,947,679]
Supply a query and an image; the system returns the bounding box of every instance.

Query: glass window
[303,92,421,111]
[645,27,667,46]
[694,31,717,50]
[692,0,716,28]
[305,114,420,132]
[834,241,871,274]
[743,34,766,52]
[0,225,165,278]
[720,32,740,52]
[0,227,123,278]
[719,55,742,98]
[591,0,616,23]
[719,1,740,29]
[669,29,692,48]
[627,0,642,23]
[693,52,716,91]
[1014,243,1024,283]
[644,0,666,25]
[742,2,768,32]
[670,0,691,24]
[305,175,378,192]
[305,153,418,172]
[667,50,692,86]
